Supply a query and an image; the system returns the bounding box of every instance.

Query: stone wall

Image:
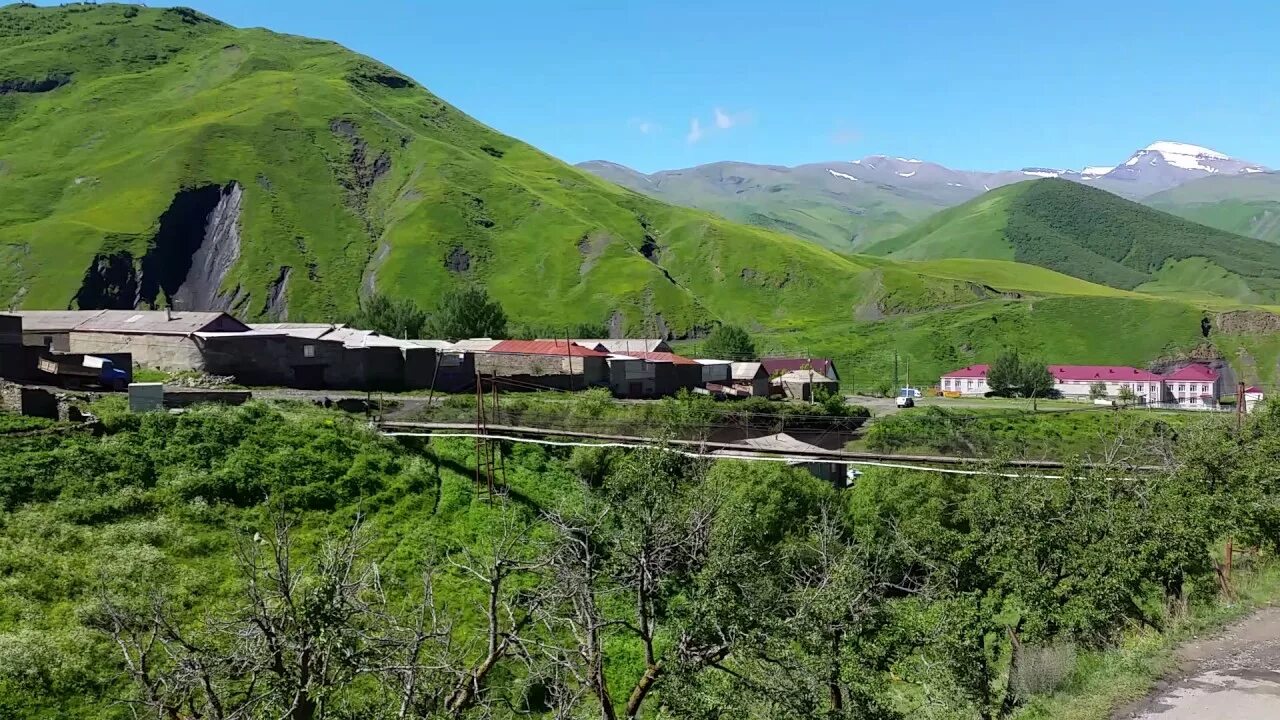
[70,332,204,372]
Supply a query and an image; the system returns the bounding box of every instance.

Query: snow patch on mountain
[1022,169,1061,178]
[896,171,916,178]
[1123,141,1231,173]
[828,169,858,181]
[1144,141,1227,159]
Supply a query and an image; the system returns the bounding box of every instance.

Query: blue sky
[56,1,1280,173]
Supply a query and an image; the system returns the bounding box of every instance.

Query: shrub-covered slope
[865,179,1280,302]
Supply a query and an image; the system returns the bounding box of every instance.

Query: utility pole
[1237,381,1247,432]
[492,375,506,489]
[893,351,899,396]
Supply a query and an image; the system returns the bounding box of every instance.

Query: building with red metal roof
[939,361,1223,407]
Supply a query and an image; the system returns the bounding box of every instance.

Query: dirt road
[1115,606,1280,720]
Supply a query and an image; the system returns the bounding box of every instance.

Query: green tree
[1117,385,1136,405]
[425,286,509,341]
[985,351,1022,397]
[348,293,428,339]
[1089,382,1108,401]
[1020,359,1055,409]
[701,324,757,360]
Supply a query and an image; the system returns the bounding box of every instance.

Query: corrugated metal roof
[694,358,732,366]
[76,310,246,335]
[487,339,609,357]
[941,364,990,378]
[713,433,830,456]
[762,358,836,377]
[574,339,670,353]
[1164,364,1220,381]
[250,322,346,330]
[622,350,698,365]
[410,339,457,350]
[730,362,765,380]
[1050,365,1165,382]
[1245,386,1264,394]
[453,339,503,352]
[7,310,107,332]
[776,370,837,383]
[195,329,288,339]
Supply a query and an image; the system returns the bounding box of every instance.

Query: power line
[381,431,1142,481]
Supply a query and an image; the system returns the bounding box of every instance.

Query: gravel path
[1115,606,1280,720]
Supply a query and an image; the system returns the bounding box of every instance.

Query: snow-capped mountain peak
[1143,141,1227,160]
[1123,141,1233,173]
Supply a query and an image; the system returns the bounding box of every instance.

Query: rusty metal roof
[488,339,609,357]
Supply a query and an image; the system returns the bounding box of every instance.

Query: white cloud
[628,118,657,135]
[686,117,704,144]
[714,107,734,129]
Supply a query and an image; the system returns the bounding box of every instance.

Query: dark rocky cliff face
[170,182,243,311]
[73,182,244,311]
[72,252,139,310]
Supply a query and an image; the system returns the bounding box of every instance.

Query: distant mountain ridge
[864,178,1280,304]
[578,142,1269,251]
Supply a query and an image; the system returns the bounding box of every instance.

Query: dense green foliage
[0,398,1275,718]
[862,406,1192,459]
[699,323,757,360]
[424,286,509,340]
[867,179,1280,302]
[348,292,429,339]
[985,351,1054,399]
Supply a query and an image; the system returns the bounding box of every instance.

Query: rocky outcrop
[73,182,244,312]
[72,252,139,310]
[171,182,243,311]
[1216,310,1280,334]
[263,266,291,321]
[0,73,71,94]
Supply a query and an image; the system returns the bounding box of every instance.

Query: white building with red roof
[939,364,992,396]
[939,361,1224,406]
[1244,386,1265,413]
[1163,364,1223,407]
[1047,365,1165,403]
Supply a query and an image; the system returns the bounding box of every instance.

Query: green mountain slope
[865,179,1280,303]
[1146,173,1280,244]
[0,3,973,335]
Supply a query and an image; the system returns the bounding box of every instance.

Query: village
[0,308,1264,418]
[0,309,843,411]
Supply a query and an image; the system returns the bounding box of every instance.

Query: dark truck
[38,355,129,391]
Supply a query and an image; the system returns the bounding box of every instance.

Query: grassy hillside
[865,179,1280,303]
[0,3,961,335]
[1146,173,1280,244]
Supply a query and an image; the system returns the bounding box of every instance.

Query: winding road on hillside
[1115,607,1280,719]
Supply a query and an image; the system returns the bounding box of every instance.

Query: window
[1178,383,1185,392]
[42,335,53,347]
[303,344,316,358]
[966,380,974,390]
[1201,384,1209,393]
